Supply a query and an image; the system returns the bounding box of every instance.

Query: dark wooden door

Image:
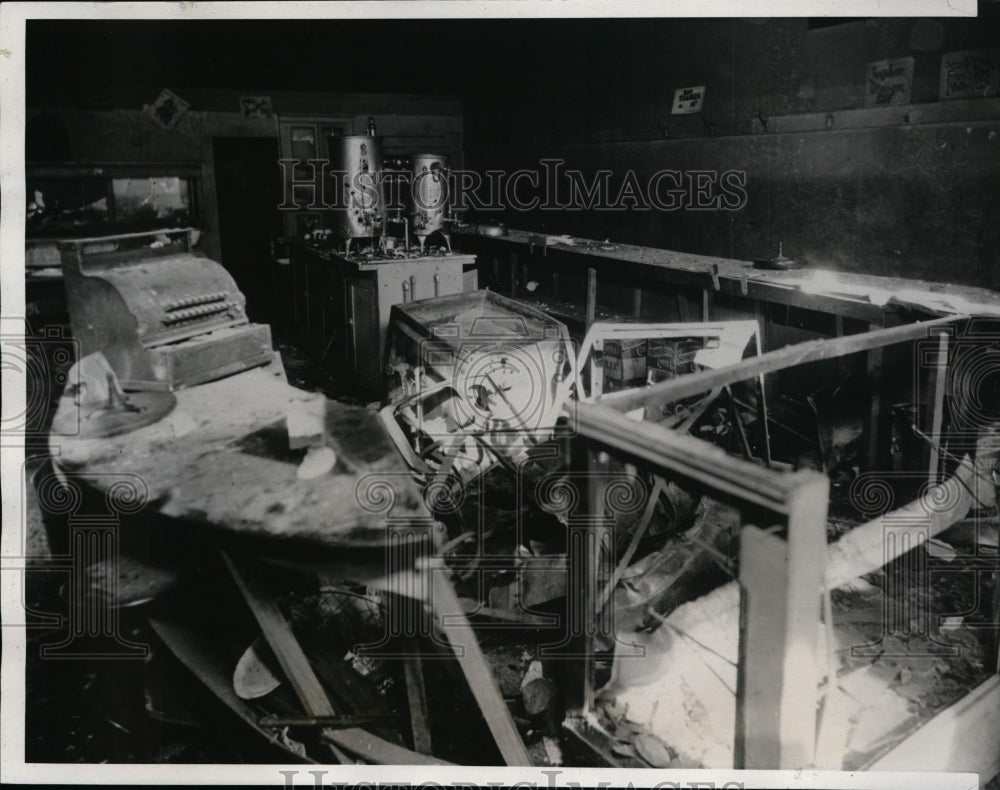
[212,137,282,325]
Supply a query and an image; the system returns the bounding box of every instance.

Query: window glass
[290,126,317,180]
[27,177,109,234]
[112,177,191,226]
[26,175,195,237]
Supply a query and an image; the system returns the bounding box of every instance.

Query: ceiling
[27,18,725,106]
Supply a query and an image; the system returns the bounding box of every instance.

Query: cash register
[60,228,274,391]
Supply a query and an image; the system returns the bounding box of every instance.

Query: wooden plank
[562,716,646,768]
[701,288,711,322]
[558,446,601,717]
[325,723,449,765]
[257,714,399,729]
[589,337,604,397]
[223,552,349,768]
[725,385,754,460]
[868,675,1000,782]
[770,97,1000,134]
[632,287,642,319]
[574,401,815,514]
[676,291,693,322]
[779,474,828,767]
[597,476,667,612]
[992,568,1000,673]
[222,552,448,765]
[403,640,433,755]
[675,387,723,433]
[814,589,851,770]
[925,331,950,483]
[755,375,774,467]
[598,315,963,415]
[583,448,613,714]
[148,616,339,764]
[424,557,532,765]
[736,474,828,769]
[586,268,597,331]
[57,226,194,246]
[753,299,771,375]
[864,322,885,472]
[825,455,975,590]
[833,314,853,380]
[751,314,774,468]
[222,552,336,717]
[735,526,787,768]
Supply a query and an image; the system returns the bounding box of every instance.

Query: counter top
[455,226,1000,322]
[295,243,476,271]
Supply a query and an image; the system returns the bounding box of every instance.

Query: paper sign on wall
[145,88,190,129]
[240,95,274,118]
[672,86,705,115]
[865,57,913,107]
[940,49,1000,100]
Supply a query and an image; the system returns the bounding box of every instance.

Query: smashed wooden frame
[567,313,999,774]
[575,319,772,464]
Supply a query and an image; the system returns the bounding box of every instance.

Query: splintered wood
[600,456,991,769]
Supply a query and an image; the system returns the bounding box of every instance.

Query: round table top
[50,364,435,555]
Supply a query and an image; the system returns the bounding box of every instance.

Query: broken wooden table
[48,362,530,765]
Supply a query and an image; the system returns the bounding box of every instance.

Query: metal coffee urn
[330,134,386,255]
[411,153,450,253]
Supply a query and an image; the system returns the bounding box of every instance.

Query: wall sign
[865,57,914,107]
[940,49,1000,100]
[240,95,274,118]
[145,89,190,129]
[671,86,705,115]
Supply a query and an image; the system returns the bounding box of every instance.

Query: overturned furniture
[381,290,576,491]
[38,261,1000,768]
[566,314,1000,777]
[44,356,536,765]
[381,291,773,492]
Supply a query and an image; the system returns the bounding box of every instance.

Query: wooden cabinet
[290,244,475,398]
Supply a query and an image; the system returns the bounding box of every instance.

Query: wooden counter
[454,225,1000,471]
[455,226,1000,325]
[290,244,477,398]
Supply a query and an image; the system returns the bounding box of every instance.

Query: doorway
[212,137,282,325]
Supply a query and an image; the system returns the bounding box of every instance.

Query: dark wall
[25,93,463,261]
[462,16,1000,288]
[465,115,998,286]
[24,17,1000,287]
